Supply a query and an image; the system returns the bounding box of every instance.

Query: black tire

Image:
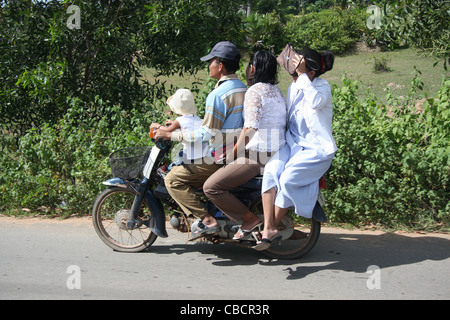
[92,187,158,252]
[250,198,322,259]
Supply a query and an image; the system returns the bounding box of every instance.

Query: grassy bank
[323,47,448,101]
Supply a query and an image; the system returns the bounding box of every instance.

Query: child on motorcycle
[150,89,208,166]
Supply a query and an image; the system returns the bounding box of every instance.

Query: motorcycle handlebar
[149,126,172,149]
[150,137,172,150]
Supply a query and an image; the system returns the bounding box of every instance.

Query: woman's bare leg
[261,188,277,239]
[261,188,289,240]
[274,206,289,229]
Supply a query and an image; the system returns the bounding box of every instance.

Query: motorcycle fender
[102,177,127,188]
[144,191,169,238]
[312,201,328,223]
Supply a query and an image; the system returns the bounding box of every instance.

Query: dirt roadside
[1,214,449,240]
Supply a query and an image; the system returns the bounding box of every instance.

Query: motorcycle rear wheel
[250,199,321,259]
[92,187,157,252]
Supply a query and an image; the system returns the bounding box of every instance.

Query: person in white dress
[203,51,287,240]
[256,47,337,250]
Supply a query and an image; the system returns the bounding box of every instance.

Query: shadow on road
[145,231,450,279]
[275,232,450,280]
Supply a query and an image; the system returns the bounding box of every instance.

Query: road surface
[1,215,449,302]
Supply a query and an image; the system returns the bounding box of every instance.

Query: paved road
[0,216,449,301]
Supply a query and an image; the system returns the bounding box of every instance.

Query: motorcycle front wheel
[250,199,321,259]
[92,187,157,252]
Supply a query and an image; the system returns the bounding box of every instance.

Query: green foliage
[0,97,166,216]
[366,0,449,58]
[0,0,245,136]
[143,0,246,76]
[0,0,71,136]
[370,55,392,73]
[326,75,449,231]
[245,12,285,53]
[284,8,364,54]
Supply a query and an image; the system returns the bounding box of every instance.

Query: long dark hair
[298,47,334,78]
[250,50,279,85]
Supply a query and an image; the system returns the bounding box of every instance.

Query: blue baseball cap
[200,41,241,62]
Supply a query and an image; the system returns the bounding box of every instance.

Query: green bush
[325,75,449,231]
[0,78,215,216]
[365,0,449,58]
[370,55,392,73]
[284,8,364,54]
[245,12,285,53]
[0,97,166,216]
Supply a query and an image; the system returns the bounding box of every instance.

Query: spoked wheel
[250,199,321,259]
[92,187,157,252]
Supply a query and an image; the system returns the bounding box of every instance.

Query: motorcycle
[92,138,328,259]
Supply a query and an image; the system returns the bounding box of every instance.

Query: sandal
[254,234,282,251]
[232,221,263,240]
[188,220,221,241]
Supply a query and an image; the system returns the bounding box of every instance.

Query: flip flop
[232,227,247,240]
[254,234,282,251]
[232,221,263,240]
[188,221,221,241]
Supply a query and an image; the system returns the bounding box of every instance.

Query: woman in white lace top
[204,51,287,240]
[243,77,287,153]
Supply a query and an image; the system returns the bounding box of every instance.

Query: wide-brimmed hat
[167,89,197,116]
[200,41,240,62]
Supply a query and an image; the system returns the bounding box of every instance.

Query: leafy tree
[245,12,285,52]
[0,0,246,136]
[251,0,291,18]
[285,8,364,54]
[1,0,69,136]
[368,0,449,58]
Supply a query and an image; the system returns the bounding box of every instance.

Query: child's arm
[150,122,161,130]
[156,120,181,132]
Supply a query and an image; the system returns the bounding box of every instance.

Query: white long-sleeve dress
[262,73,338,218]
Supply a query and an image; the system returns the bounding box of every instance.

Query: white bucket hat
[166,89,197,116]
